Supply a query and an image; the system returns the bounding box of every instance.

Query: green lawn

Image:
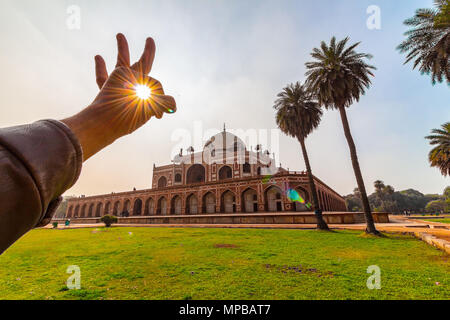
[0,227,448,300]
[424,218,450,224]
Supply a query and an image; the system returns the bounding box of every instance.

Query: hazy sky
[0,0,448,197]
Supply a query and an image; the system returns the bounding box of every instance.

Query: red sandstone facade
[65,131,346,220]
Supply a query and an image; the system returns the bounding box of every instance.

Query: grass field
[0,227,448,300]
[424,218,450,224]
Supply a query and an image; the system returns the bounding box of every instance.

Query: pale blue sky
[0,0,448,196]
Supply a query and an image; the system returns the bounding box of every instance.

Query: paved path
[46,215,447,233]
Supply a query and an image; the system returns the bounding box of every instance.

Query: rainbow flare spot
[286,189,312,209]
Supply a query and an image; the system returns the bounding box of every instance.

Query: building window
[219,166,232,180]
[158,176,167,188]
[174,173,182,183]
[243,162,251,173]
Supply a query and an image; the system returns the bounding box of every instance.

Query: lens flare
[134,84,151,100]
[287,189,312,209]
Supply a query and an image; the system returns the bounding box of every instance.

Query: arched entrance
[122,200,131,216]
[186,194,198,214]
[95,203,103,217]
[67,206,73,218]
[81,204,87,217]
[157,197,167,215]
[202,192,216,214]
[113,201,120,216]
[104,202,111,215]
[74,205,80,218]
[293,187,311,212]
[144,198,154,215]
[242,188,258,213]
[186,164,205,184]
[171,196,182,215]
[221,190,236,213]
[88,203,94,217]
[265,186,283,212]
[133,198,143,216]
[218,166,232,180]
[158,176,167,188]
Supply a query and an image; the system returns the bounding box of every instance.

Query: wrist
[61,104,117,161]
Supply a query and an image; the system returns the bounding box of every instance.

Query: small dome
[204,131,246,152]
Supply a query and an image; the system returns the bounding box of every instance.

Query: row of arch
[157,164,266,188]
[67,186,346,218]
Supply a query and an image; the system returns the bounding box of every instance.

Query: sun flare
[134,84,151,100]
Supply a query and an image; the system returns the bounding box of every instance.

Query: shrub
[100,215,118,227]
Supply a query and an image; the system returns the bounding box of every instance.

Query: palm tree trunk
[338,105,380,235]
[298,137,329,230]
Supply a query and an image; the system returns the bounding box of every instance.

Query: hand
[62,34,176,161]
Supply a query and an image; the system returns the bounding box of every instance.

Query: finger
[153,95,177,115]
[95,55,108,89]
[115,33,130,68]
[131,37,156,75]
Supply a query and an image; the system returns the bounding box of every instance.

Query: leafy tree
[344,194,362,212]
[425,122,450,176]
[346,183,448,214]
[274,82,329,230]
[305,37,379,235]
[398,0,450,84]
[426,199,446,213]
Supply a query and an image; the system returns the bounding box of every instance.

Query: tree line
[345,182,450,214]
[274,0,449,234]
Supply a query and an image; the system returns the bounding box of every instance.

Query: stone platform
[56,211,389,225]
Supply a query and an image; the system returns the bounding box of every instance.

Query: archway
[202,192,216,214]
[74,205,80,218]
[113,201,120,216]
[81,204,87,217]
[242,188,258,213]
[144,198,154,215]
[293,187,311,212]
[171,195,182,215]
[243,162,251,173]
[186,194,198,214]
[67,206,73,218]
[221,190,235,213]
[88,203,94,217]
[133,198,143,216]
[218,166,232,180]
[122,200,131,216]
[174,173,182,183]
[265,186,283,212]
[158,176,167,188]
[186,164,205,184]
[104,202,111,215]
[95,203,103,217]
[157,197,167,215]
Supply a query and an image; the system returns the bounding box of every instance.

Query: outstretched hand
[62,33,176,161]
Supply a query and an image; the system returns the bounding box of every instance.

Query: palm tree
[305,37,380,235]
[374,180,385,199]
[425,122,450,176]
[397,0,450,84]
[274,82,329,230]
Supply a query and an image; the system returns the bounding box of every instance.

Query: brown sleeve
[0,120,83,254]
